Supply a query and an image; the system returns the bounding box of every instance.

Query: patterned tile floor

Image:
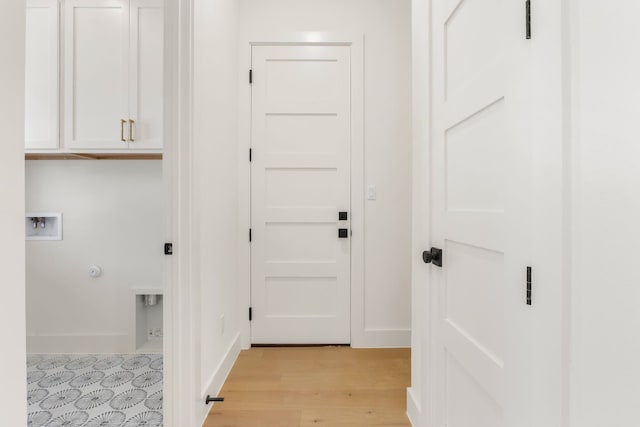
[27,354,163,427]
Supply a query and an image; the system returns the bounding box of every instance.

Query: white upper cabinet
[63,0,162,151]
[64,0,129,150]
[25,0,59,150]
[129,0,163,150]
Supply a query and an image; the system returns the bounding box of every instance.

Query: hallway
[203,347,410,426]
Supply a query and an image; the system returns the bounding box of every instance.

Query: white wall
[569,1,640,425]
[25,160,162,353]
[238,0,413,347]
[192,0,242,423]
[0,0,27,423]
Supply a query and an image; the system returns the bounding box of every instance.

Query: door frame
[163,0,198,424]
[237,32,366,348]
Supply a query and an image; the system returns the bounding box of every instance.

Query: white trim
[163,0,195,425]
[237,31,251,349]
[199,332,241,399]
[406,387,421,427]
[563,1,577,425]
[238,32,368,347]
[198,333,242,426]
[347,34,366,348]
[246,31,361,46]
[360,329,411,348]
[412,1,434,426]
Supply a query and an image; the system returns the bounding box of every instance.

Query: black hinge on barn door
[249,69,253,84]
[249,228,252,242]
[249,307,253,321]
[526,0,532,39]
[249,148,252,162]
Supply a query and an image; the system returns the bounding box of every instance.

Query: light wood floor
[203,346,411,427]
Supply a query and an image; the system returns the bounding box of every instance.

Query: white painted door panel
[25,0,59,150]
[64,0,129,149]
[431,0,534,425]
[129,0,163,149]
[251,45,351,344]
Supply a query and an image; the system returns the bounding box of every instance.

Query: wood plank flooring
[203,346,411,427]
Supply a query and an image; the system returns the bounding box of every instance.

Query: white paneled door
[251,45,351,344]
[431,0,536,425]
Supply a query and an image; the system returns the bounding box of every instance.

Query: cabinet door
[64,0,129,150]
[129,0,163,150]
[25,0,59,150]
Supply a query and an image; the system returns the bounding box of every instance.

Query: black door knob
[422,247,443,267]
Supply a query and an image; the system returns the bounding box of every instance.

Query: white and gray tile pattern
[27,354,163,427]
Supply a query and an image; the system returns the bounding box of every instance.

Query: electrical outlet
[153,328,162,338]
[220,314,225,335]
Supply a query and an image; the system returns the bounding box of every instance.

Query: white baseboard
[26,334,131,354]
[199,332,241,425]
[352,328,411,348]
[406,387,421,426]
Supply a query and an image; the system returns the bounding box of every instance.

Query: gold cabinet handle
[129,119,135,142]
[121,119,126,142]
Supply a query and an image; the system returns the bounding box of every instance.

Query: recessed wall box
[25,212,62,241]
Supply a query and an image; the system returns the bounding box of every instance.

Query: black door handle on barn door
[422,247,443,267]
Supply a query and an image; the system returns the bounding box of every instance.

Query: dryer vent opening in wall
[25,212,62,240]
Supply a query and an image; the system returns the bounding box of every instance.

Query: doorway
[23,0,165,424]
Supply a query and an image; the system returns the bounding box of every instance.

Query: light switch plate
[367,185,377,201]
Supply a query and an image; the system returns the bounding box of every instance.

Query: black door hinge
[249,228,252,242]
[526,266,532,305]
[164,243,173,255]
[249,69,253,84]
[249,307,252,321]
[249,148,252,162]
[526,0,532,39]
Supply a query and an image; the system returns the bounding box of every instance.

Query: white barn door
[250,45,351,344]
[430,0,539,425]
